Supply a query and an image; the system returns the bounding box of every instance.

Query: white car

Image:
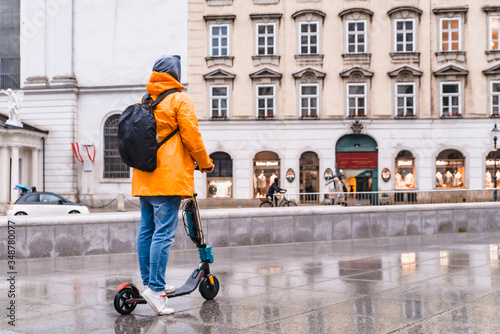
[7,192,90,216]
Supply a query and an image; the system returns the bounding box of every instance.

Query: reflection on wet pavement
[2,232,500,333]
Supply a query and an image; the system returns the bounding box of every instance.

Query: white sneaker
[165,284,176,294]
[142,288,175,315]
[142,284,176,294]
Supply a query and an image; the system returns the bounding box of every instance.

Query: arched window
[436,149,464,188]
[485,149,500,188]
[300,151,319,203]
[395,150,415,189]
[103,115,129,179]
[253,151,280,198]
[207,152,233,198]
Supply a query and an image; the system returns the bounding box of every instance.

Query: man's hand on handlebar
[201,166,214,173]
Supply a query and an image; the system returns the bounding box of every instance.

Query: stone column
[31,148,39,190]
[10,146,20,203]
[0,146,9,203]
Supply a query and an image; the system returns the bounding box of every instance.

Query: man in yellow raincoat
[133,55,213,315]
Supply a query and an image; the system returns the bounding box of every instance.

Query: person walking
[132,55,214,315]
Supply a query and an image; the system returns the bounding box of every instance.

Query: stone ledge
[1,202,499,259]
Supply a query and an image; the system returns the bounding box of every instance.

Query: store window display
[300,151,319,203]
[207,152,233,198]
[435,149,465,188]
[485,149,500,188]
[253,151,280,198]
[395,150,415,189]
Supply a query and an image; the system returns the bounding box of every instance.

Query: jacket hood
[152,55,181,82]
[146,72,184,95]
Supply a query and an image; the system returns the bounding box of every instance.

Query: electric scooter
[113,193,219,315]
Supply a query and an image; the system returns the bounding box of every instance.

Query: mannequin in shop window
[436,171,443,187]
[444,171,453,186]
[258,171,267,197]
[404,172,414,188]
[395,172,404,188]
[453,170,463,187]
[270,172,277,185]
[486,171,492,188]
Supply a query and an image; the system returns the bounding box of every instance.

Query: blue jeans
[137,196,181,292]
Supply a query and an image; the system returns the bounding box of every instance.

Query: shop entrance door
[335,134,378,205]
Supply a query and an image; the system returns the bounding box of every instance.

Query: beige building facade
[188,0,500,201]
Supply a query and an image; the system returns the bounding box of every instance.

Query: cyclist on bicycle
[266,177,283,206]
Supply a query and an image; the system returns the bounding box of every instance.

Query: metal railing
[276,189,500,206]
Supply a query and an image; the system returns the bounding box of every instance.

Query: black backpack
[118,89,179,172]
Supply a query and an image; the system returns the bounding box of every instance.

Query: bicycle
[259,189,298,207]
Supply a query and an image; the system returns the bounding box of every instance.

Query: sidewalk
[2,232,500,333]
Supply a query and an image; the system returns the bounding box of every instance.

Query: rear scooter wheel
[114,287,139,315]
[199,275,220,300]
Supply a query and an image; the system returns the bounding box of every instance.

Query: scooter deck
[126,267,204,304]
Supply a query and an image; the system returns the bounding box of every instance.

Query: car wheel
[69,210,81,214]
[14,212,27,216]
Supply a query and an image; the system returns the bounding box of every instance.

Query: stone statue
[2,88,23,127]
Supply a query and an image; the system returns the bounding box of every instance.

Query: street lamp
[492,124,500,201]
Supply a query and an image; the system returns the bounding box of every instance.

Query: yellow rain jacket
[132,72,213,197]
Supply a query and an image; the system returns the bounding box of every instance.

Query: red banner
[336,152,378,169]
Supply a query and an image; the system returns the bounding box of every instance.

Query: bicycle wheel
[260,201,273,207]
[284,200,297,207]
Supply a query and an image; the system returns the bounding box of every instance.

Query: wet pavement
[3,232,500,333]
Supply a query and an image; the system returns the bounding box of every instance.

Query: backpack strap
[148,88,180,149]
[151,88,179,108]
[157,128,179,149]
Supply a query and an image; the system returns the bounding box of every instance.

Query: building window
[256,85,275,119]
[347,21,366,54]
[395,83,416,118]
[436,149,465,189]
[253,151,280,198]
[395,20,415,52]
[207,152,233,198]
[210,85,229,119]
[485,149,500,188]
[440,82,461,117]
[299,22,318,55]
[347,83,367,118]
[395,150,415,189]
[300,84,319,118]
[210,24,229,57]
[300,151,319,203]
[440,18,460,52]
[0,0,20,89]
[256,23,276,56]
[491,17,500,51]
[492,81,500,117]
[103,115,130,179]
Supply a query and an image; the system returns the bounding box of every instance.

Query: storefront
[207,152,233,198]
[435,149,465,188]
[299,151,319,202]
[336,134,378,192]
[395,150,415,189]
[253,151,280,198]
[485,149,500,188]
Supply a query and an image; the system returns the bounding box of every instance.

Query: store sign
[286,168,295,182]
[300,166,319,170]
[255,160,279,167]
[336,152,378,169]
[486,160,500,166]
[436,159,464,166]
[397,160,414,167]
[381,168,391,182]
